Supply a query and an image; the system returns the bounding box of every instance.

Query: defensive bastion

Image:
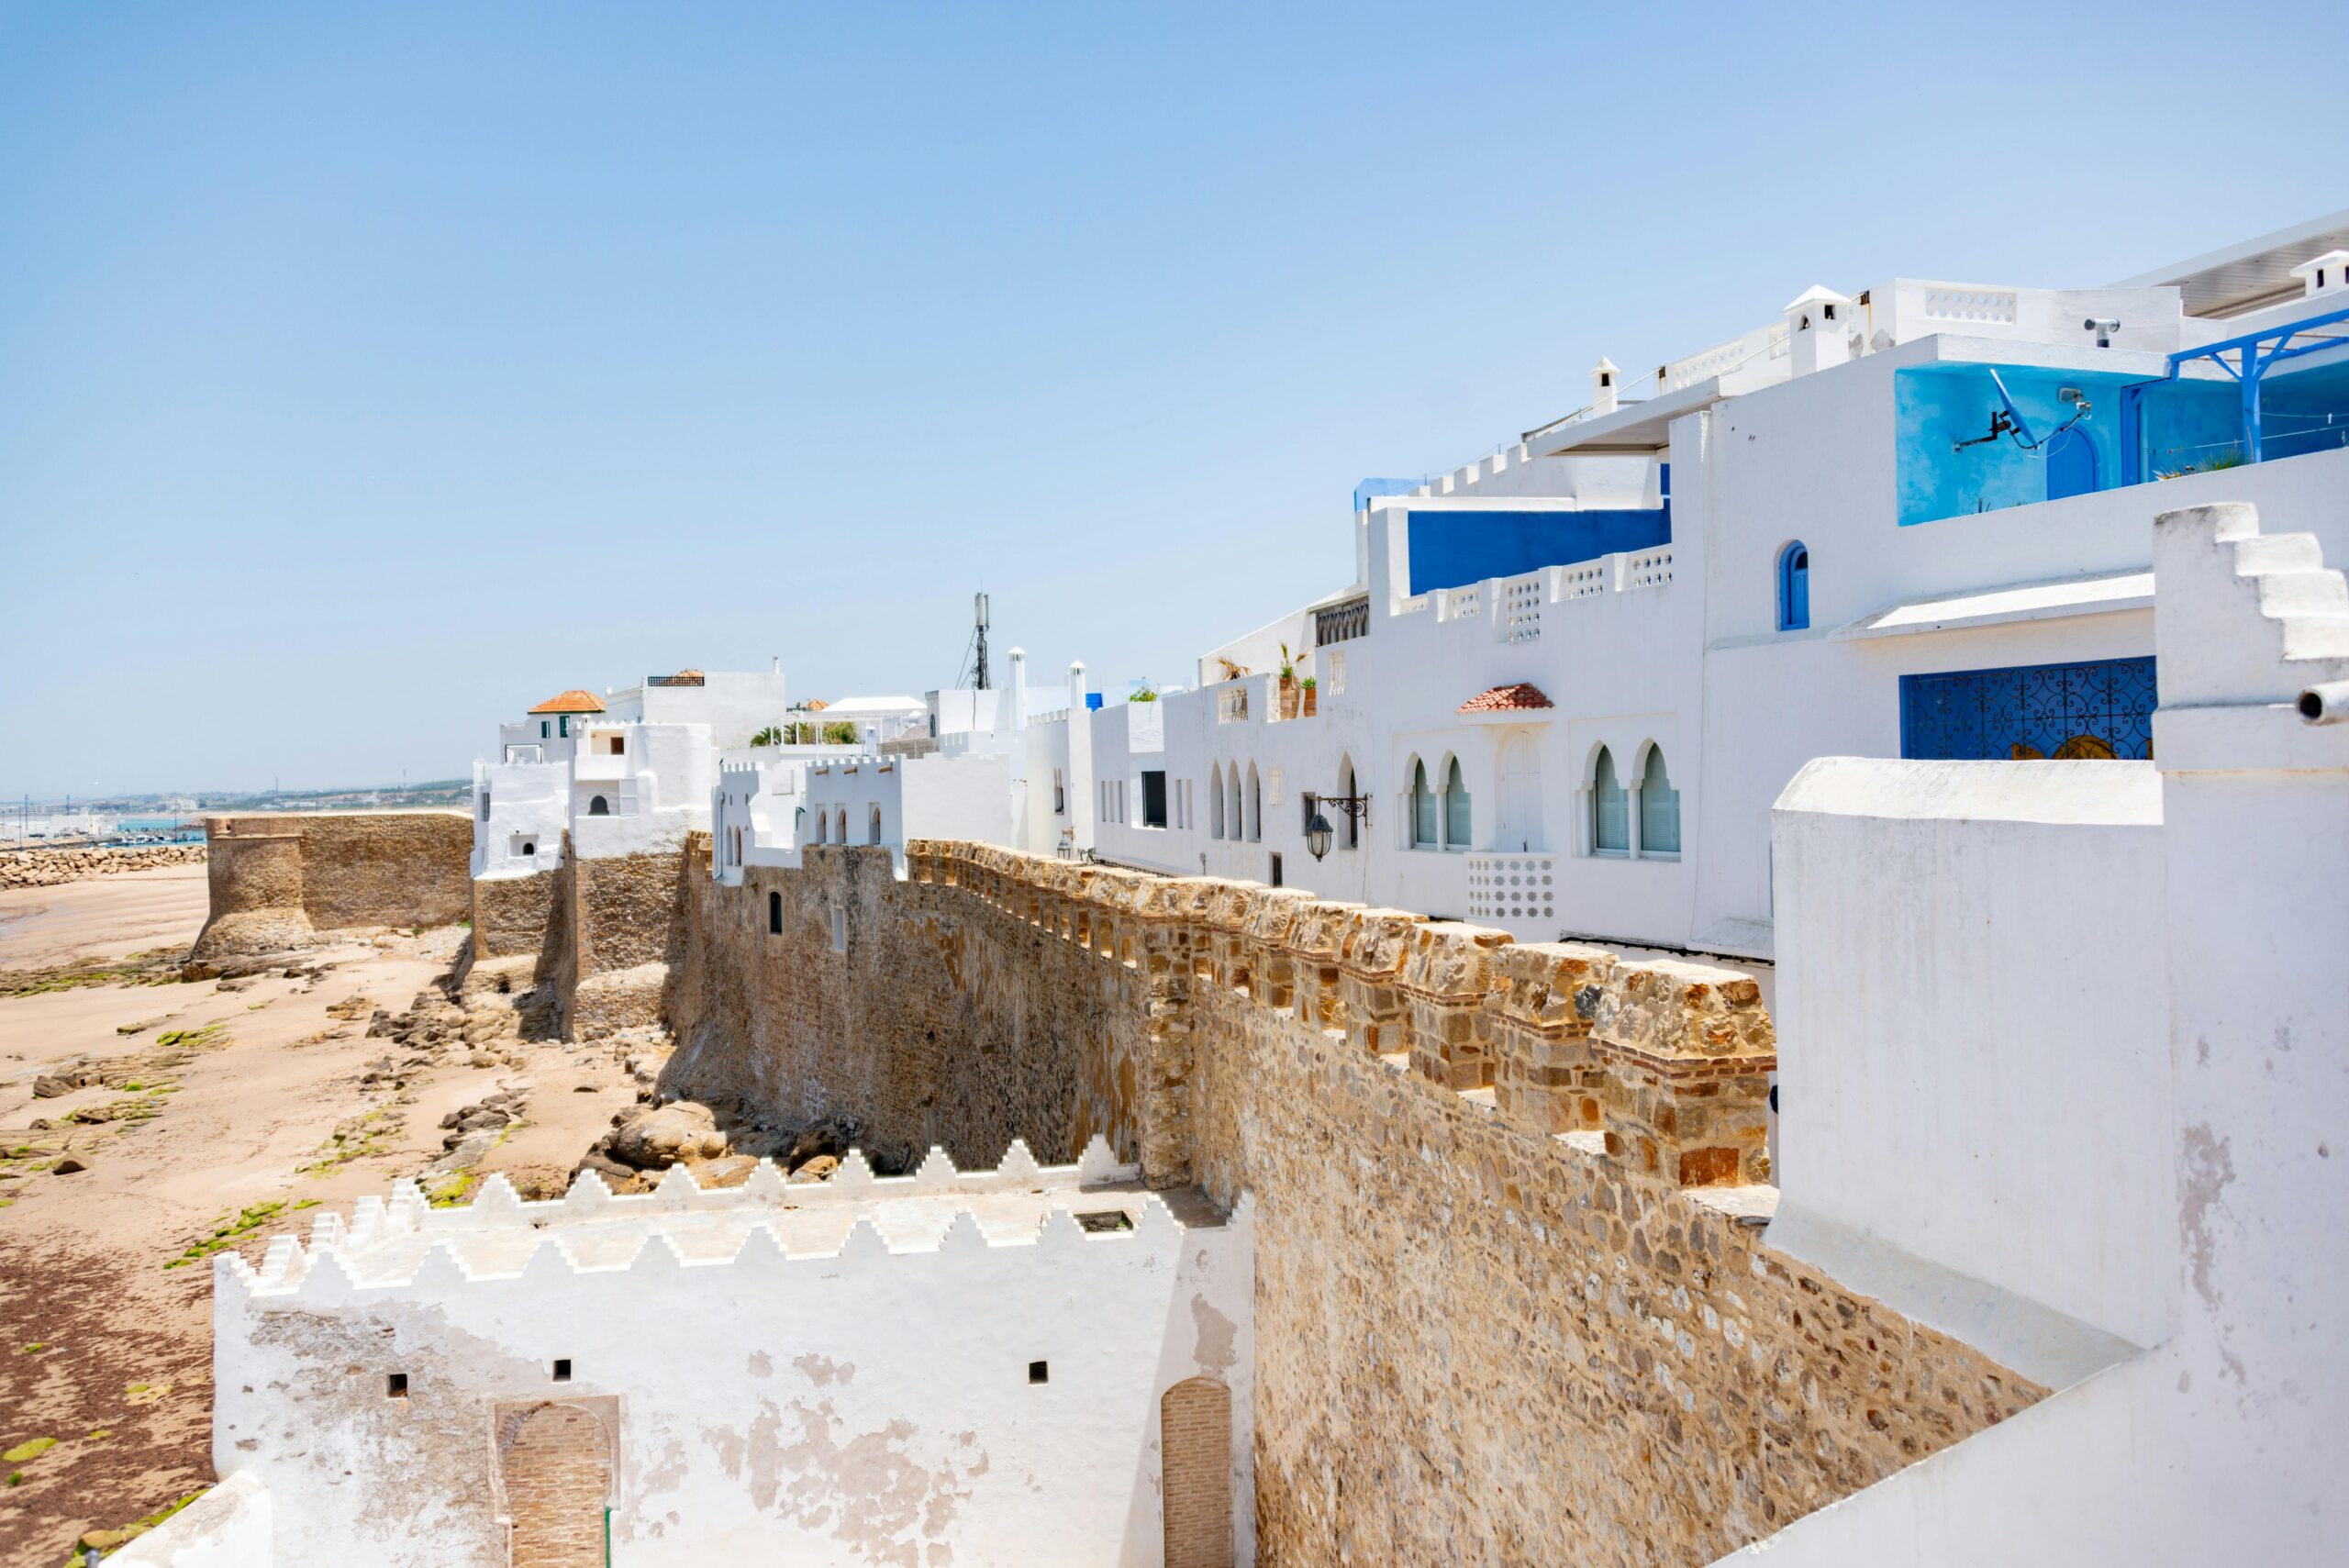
[195,809,473,958]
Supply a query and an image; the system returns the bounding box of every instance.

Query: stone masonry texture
[655,836,2043,1564]
[195,810,473,957]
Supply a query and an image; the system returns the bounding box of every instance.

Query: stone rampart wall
[665,837,2043,1563]
[469,872,556,962]
[667,840,1148,1172]
[195,811,473,957]
[557,842,692,1039]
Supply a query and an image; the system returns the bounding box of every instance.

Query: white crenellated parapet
[216,1135,1185,1303]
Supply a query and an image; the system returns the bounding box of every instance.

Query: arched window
[1227,769,1242,840]
[1776,540,1809,631]
[1443,757,1471,849]
[1208,764,1225,839]
[812,810,826,844]
[1411,760,1437,848]
[1639,745,1680,855]
[1591,748,1628,853]
[1052,768,1065,814]
[767,891,783,934]
[587,795,610,817]
[1245,764,1262,842]
[868,804,883,845]
[835,807,847,844]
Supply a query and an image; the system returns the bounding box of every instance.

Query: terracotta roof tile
[528,689,607,715]
[1457,682,1554,714]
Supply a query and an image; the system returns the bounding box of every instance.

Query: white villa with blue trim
[1007,207,2349,960]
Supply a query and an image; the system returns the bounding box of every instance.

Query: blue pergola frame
[2121,304,2349,484]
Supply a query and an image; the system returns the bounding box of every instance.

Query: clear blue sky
[2,2,2341,797]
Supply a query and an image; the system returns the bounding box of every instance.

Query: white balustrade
[1495,573,1544,643]
[1922,287,2020,325]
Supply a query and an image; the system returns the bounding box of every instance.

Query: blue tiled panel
[1899,657,2157,761]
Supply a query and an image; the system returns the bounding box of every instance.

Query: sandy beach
[0,865,644,1564]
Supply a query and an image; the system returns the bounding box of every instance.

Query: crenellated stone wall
[195,811,473,957]
[663,836,2037,1565]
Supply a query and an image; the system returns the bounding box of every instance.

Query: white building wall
[1767,758,2172,1366]
[1720,496,2349,1566]
[472,758,568,878]
[569,721,714,860]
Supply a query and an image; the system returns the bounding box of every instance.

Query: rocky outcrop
[0,842,206,890]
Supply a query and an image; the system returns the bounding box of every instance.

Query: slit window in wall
[385,1373,408,1399]
[868,804,883,845]
[768,892,783,935]
[1141,770,1168,828]
[551,1359,572,1384]
[1777,540,1810,631]
[830,908,847,952]
[1053,769,1065,814]
[1269,851,1283,887]
[1029,1360,1050,1385]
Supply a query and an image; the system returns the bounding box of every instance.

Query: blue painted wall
[1406,500,1670,594]
[1895,364,2143,526]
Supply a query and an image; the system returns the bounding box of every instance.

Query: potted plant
[1277,642,1299,719]
[1299,674,1318,717]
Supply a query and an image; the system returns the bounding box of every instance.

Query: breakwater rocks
[0,842,207,890]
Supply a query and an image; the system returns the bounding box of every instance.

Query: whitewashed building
[177,1140,1252,1567]
[1046,209,2349,961]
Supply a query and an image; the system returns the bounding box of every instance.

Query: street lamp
[1303,789,1369,861]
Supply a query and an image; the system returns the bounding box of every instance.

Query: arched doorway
[1161,1377,1233,1568]
[1495,732,1543,851]
[2046,425,2098,501]
[497,1402,611,1568]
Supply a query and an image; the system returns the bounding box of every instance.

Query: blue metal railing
[2121,304,2349,484]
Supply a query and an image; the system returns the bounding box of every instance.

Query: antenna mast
[974,593,991,691]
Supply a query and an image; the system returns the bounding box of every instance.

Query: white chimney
[2289,250,2349,299]
[1783,285,1854,378]
[1590,357,1620,417]
[1008,647,1028,731]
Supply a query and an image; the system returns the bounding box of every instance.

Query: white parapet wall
[211,1140,1255,1567]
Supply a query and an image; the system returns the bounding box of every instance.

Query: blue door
[2046,426,2099,501]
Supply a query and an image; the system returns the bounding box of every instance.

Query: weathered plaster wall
[195,811,473,956]
[667,839,2041,1565]
[212,1154,1254,1568]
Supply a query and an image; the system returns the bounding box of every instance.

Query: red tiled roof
[528,689,607,715]
[1457,682,1554,713]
